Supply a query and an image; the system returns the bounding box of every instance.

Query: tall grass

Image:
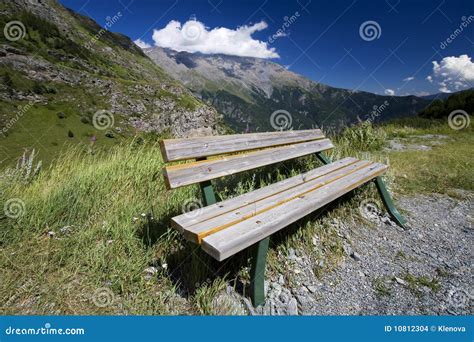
[333,121,387,154]
[0,141,199,314]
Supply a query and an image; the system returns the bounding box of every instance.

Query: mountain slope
[419,89,474,119]
[420,93,454,101]
[145,47,432,132]
[0,0,222,165]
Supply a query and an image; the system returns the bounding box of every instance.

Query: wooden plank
[202,162,388,261]
[179,160,371,243]
[160,129,326,162]
[172,157,358,231]
[163,139,334,189]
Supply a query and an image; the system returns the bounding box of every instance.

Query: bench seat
[172,157,388,261]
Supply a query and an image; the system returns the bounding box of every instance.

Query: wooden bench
[160,129,406,306]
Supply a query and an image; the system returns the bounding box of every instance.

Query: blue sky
[60,0,474,96]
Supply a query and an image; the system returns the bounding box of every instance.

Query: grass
[402,272,441,298]
[0,63,205,167]
[0,141,197,314]
[193,278,227,314]
[373,277,392,298]
[0,64,121,166]
[381,117,473,194]
[0,101,123,166]
[0,118,471,314]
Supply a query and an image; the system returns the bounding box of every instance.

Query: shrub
[336,121,387,152]
[32,82,57,95]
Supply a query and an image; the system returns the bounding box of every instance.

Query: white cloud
[151,19,279,59]
[403,76,415,82]
[384,89,395,96]
[429,54,474,93]
[426,75,433,83]
[134,38,151,49]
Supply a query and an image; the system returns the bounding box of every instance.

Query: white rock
[394,277,407,286]
[287,298,299,315]
[279,292,290,304]
[350,252,361,261]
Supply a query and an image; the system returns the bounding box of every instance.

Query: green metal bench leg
[249,236,270,306]
[316,151,331,165]
[374,176,407,229]
[200,180,216,205]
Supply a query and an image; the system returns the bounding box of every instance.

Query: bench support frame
[249,236,270,306]
[374,176,407,228]
[200,180,217,206]
[315,151,332,165]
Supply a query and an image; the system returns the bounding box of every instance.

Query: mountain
[145,46,432,132]
[420,93,454,101]
[0,0,222,165]
[419,89,474,119]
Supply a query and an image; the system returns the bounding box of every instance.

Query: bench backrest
[160,129,333,189]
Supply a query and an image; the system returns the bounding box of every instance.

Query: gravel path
[241,192,474,315]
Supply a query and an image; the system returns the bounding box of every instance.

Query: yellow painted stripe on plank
[195,161,381,243]
[178,159,360,237]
